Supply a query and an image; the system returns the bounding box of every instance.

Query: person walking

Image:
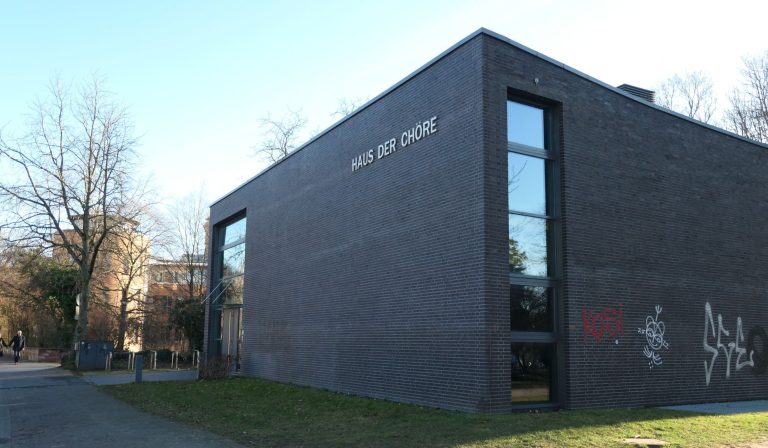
[0,332,6,358]
[10,330,25,364]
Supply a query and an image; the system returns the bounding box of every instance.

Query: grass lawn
[104,378,767,448]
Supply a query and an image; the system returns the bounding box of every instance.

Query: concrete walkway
[80,369,198,386]
[662,400,768,415]
[0,359,245,448]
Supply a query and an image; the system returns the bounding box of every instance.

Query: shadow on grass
[103,378,767,448]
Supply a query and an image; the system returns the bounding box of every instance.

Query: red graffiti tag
[582,305,624,343]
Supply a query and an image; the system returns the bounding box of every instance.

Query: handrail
[199,279,230,305]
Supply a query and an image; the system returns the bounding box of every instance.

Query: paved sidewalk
[80,369,198,386]
[662,400,768,415]
[0,359,245,448]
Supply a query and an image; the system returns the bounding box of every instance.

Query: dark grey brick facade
[208,29,768,412]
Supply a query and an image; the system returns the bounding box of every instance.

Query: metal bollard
[193,350,200,369]
[135,354,143,383]
[150,350,157,370]
[171,351,178,370]
[128,352,135,371]
[106,352,112,371]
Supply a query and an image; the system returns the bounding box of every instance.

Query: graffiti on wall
[582,304,624,344]
[638,305,669,369]
[577,301,767,384]
[702,302,768,385]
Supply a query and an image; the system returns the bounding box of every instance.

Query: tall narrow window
[210,215,246,372]
[507,99,558,405]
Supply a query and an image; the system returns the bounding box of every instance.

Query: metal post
[106,352,112,371]
[171,351,178,370]
[150,350,157,370]
[135,354,143,383]
[128,352,135,371]
[193,350,200,368]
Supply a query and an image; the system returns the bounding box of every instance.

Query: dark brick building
[205,29,768,412]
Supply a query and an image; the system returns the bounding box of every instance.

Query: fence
[107,350,200,371]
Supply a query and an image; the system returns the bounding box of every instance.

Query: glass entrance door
[221,306,242,371]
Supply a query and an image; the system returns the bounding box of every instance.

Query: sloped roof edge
[479,28,768,151]
[213,28,766,208]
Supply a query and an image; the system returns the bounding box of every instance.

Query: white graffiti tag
[703,302,755,386]
[638,305,669,368]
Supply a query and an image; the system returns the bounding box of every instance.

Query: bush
[154,348,173,363]
[60,350,76,370]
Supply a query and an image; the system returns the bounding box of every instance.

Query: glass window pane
[508,152,546,215]
[507,101,545,149]
[222,275,244,305]
[224,217,247,246]
[222,244,245,277]
[509,214,548,276]
[511,286,552,331]
[511,344,552,403]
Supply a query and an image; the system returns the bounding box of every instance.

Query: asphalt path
[2,358,765,447]
[0,358,245,448]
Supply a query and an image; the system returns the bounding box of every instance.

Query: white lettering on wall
[351,149,374,171]
[351,116,438,172]
[401,116,437,148]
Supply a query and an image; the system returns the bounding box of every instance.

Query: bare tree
[253,109,307,163]
[0,246,45,343]
[725,52,768,143]
[0,76,144,347]
[93,206,162,350]
[656,71,718,124]
[157,188,208,351]
[331,97,368,119]
[0,246,79,348]
[165,187,208,301]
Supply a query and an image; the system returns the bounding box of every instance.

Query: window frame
[506,94,562,409]
[507,98,558,280]
[509,284,555,333]
[507,151,548,217]
[207,212,247,358]
[510,342,556,404]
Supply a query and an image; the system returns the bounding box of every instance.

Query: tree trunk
[117,289,128,351]
[74,275,90,347]
[188,334,196,352]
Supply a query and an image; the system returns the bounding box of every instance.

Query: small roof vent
[617,84,655,103]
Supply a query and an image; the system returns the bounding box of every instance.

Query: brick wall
[22,348,64,363]
[210,36,498,412]
[484,33,768,409]
[208,30,768,412]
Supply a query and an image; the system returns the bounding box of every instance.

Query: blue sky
[2,1,767,205]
